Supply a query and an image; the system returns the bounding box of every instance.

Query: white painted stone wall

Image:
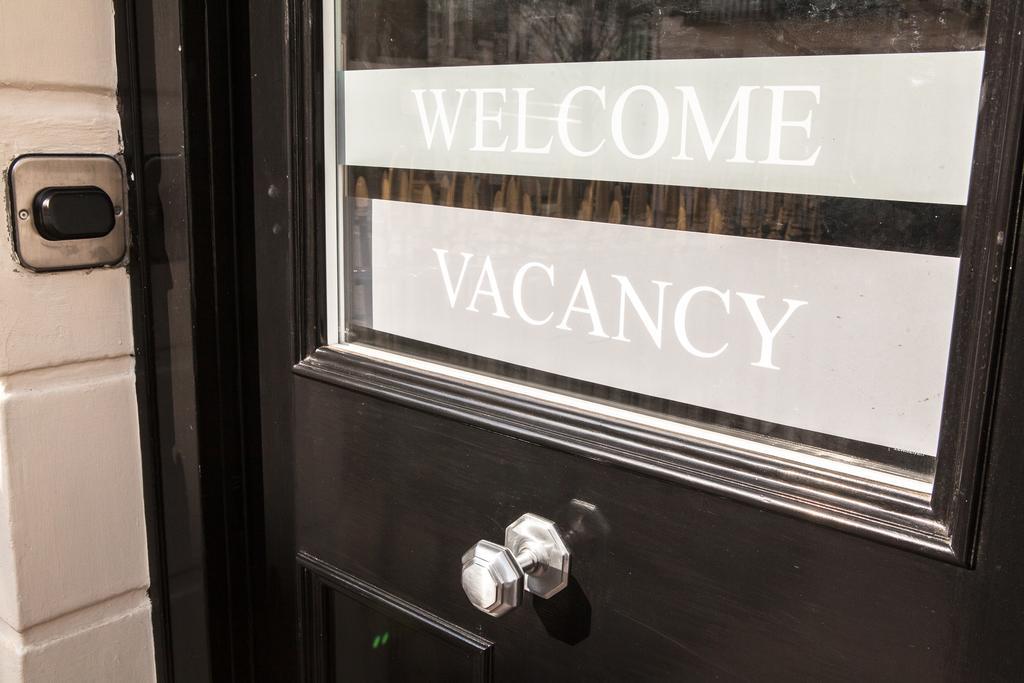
[0,0,156,680]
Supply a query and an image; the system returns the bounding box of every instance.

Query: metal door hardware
[460,513,571,617]
[7,155,127,271]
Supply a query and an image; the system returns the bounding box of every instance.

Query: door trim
[298,552,494,683]
[299,345,946,554]
[117,0,263,679]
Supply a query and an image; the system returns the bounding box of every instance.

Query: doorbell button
[7,154,127,271]
[33,186,116,241]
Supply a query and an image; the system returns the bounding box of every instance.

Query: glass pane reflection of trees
[340,0,991,477]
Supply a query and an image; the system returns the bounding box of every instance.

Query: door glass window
[331,0,991,490]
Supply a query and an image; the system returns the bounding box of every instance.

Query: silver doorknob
[460,513,571,617]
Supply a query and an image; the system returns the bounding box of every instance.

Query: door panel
[300,556,493,682]
[294,376,964,680]
[246,0,1024,680]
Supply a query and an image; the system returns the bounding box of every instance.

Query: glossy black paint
[114,1,171,676]
[299,554,493,682]
[249,0,1024,679]
[248,0,318,676]
[121,0,1024,679]
[117,0,262,680]
[291,374,1019,680]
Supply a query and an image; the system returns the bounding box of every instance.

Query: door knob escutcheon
[460,513,571,617]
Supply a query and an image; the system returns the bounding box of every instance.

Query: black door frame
[116,0,264,679]
[116,0,1024,680]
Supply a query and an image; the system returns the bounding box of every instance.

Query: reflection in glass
[338,0,992,480]
[346,0,987,69]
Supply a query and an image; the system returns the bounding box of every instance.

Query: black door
[245,1,1024,680]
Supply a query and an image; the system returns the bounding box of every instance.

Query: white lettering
[414,82,826,167]
[512,261,555,325]
[674,85,757,163]
[512,88,554,155]
[737,293,807,369]
[412,89,469,151]
[557,86,606,158]
[611,85,670,160]
[556,269,609,338]
[466,255,511,318]
[471,88,509,152]
[673,286,731,358]
[436,250,807,371]
[762,85,822,166]
[432,248,473,307]
[611,275,670,348]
